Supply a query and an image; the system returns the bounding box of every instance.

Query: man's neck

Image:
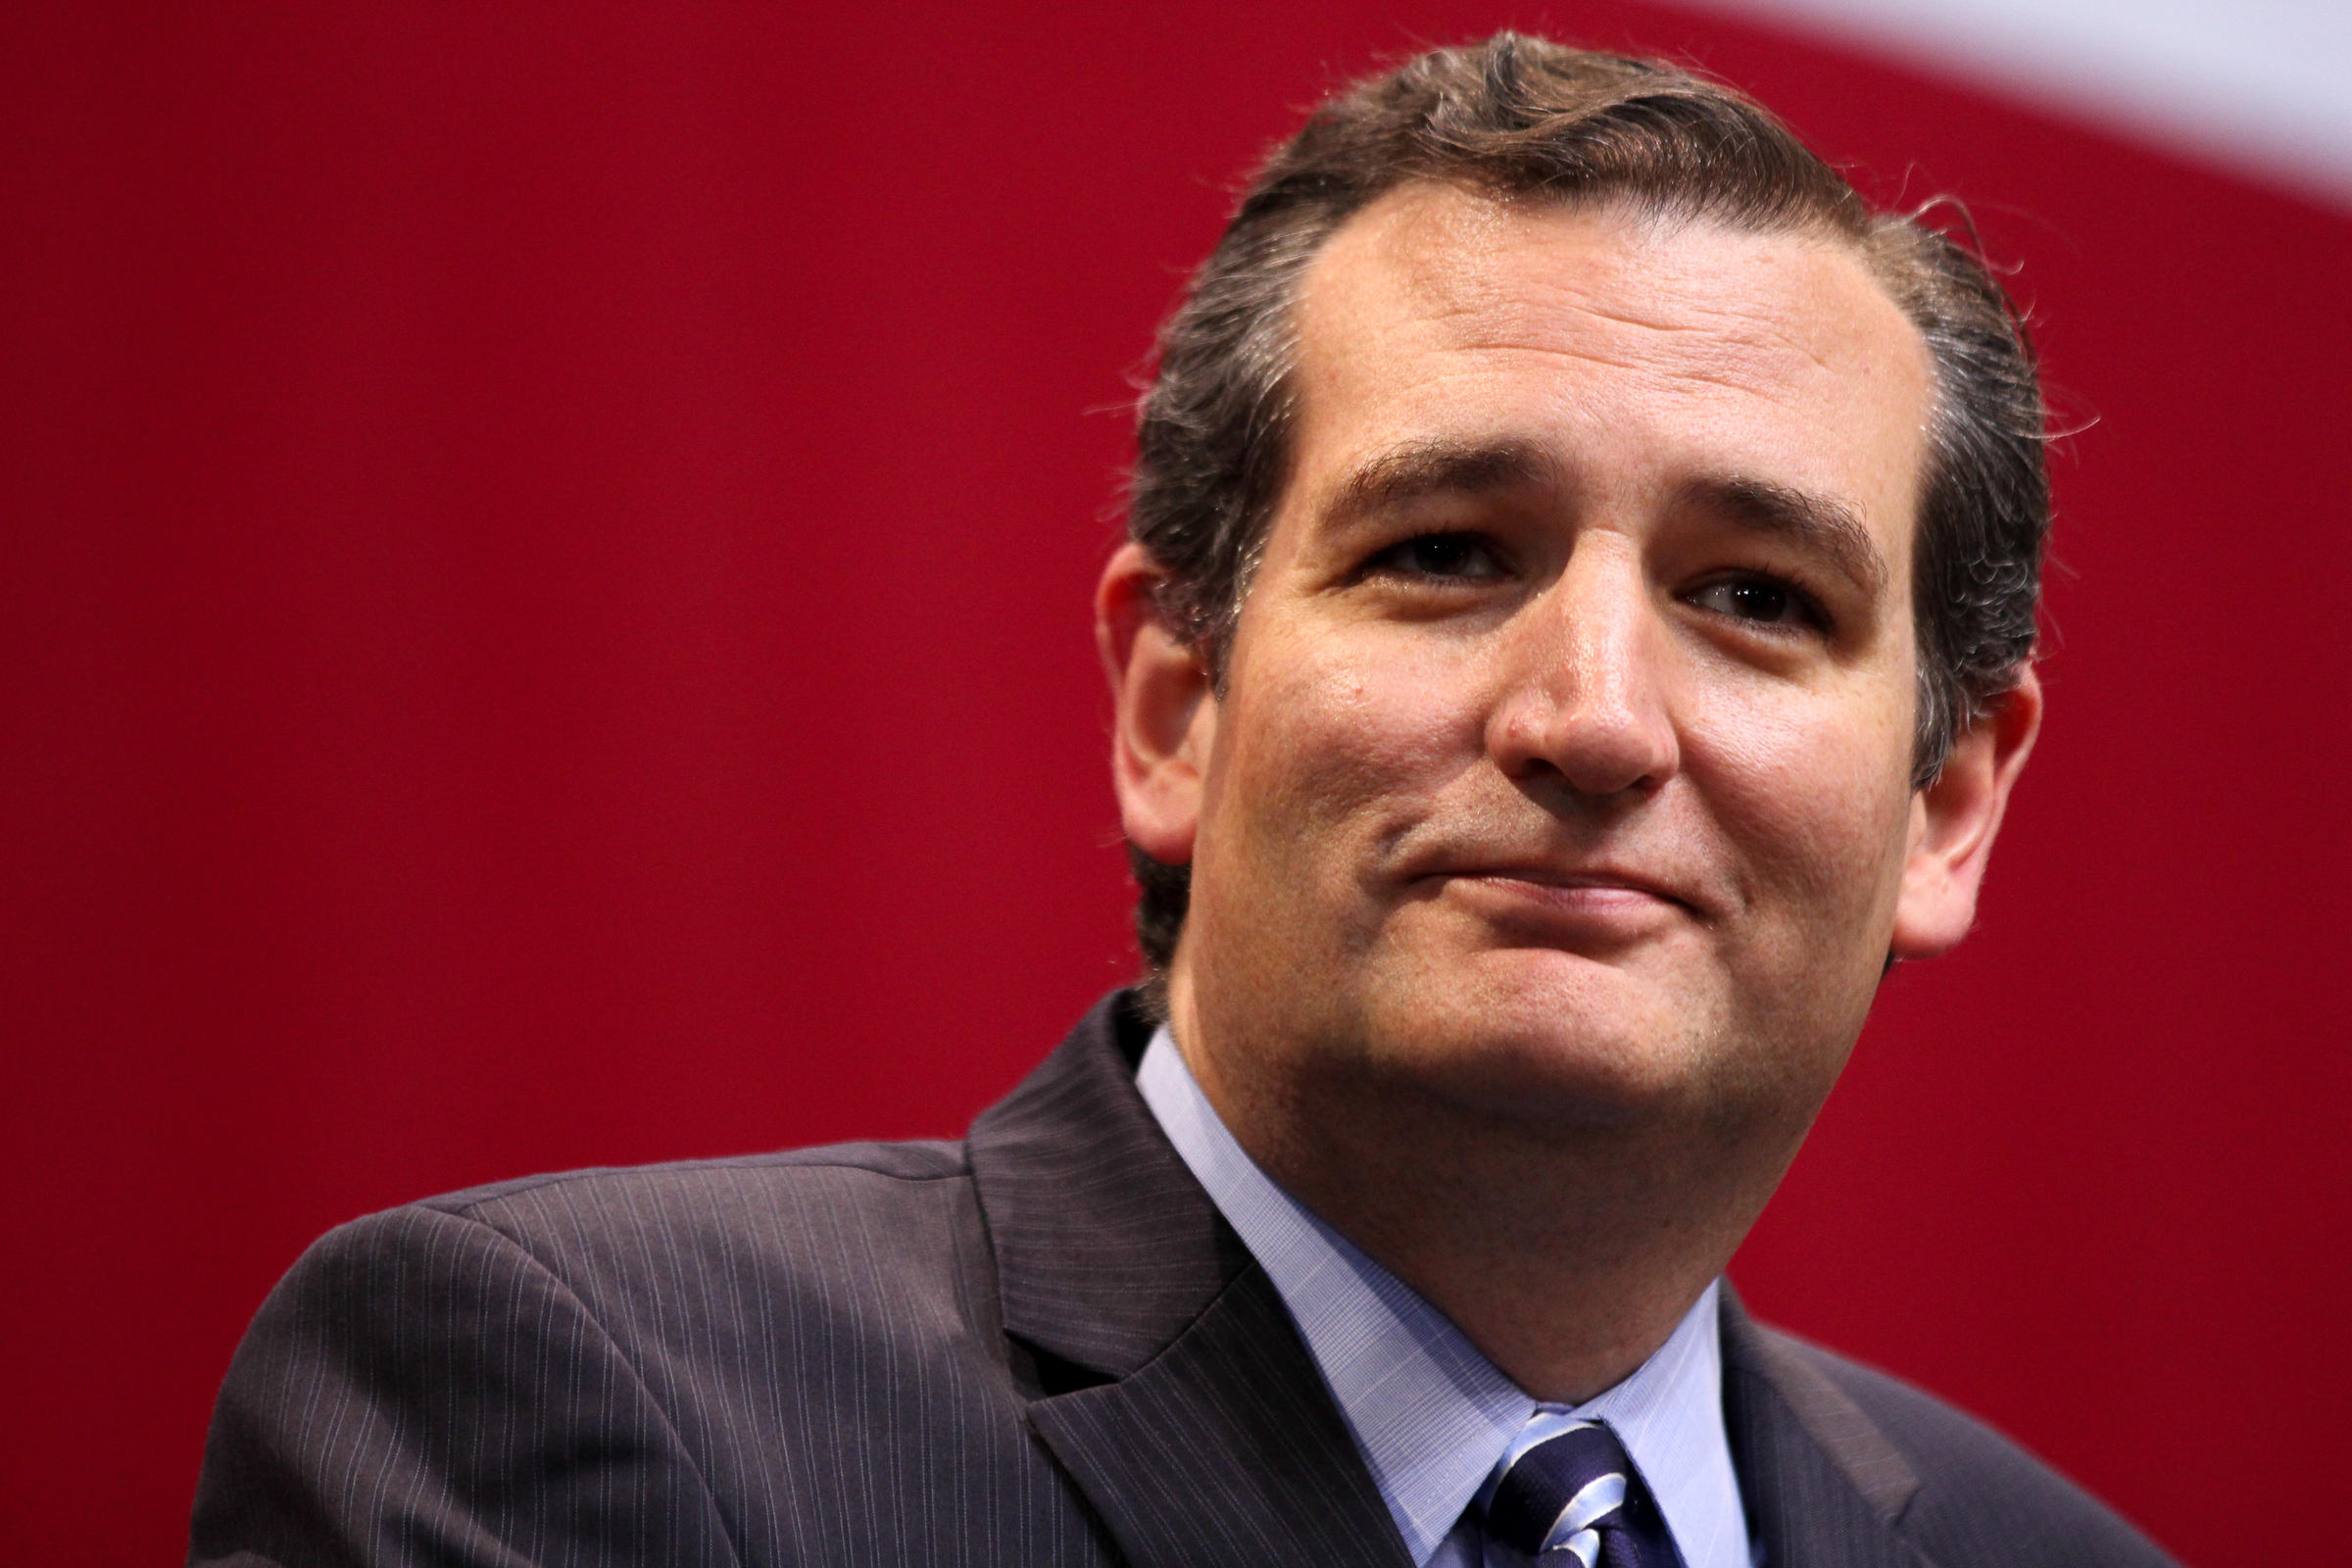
[1168,994,1797,1404]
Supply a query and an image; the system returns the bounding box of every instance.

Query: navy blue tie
[1478,1417,1684,1567]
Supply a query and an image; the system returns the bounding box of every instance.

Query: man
[191,35,2174,1568]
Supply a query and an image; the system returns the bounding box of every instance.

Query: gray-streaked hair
[1126,33,2049,971]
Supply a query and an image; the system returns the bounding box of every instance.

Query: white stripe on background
[1676,0,2352,206]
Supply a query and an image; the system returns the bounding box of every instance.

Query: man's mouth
[1409,860,1704,940]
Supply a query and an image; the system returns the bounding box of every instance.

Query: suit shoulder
[1769,1330,2178,1567]
[255,1137,994,1403]
[411,1136,971,1217]
[392,1137,976,1284]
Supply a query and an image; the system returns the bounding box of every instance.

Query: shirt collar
[1135,1025,1748,1568]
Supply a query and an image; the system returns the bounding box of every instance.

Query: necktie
[1477,1415,1683,1568]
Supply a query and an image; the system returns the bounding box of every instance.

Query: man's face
[1118,183,2007,1149]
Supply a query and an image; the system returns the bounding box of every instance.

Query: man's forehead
[1282,180,1936,554]
[1295,181,1929,407]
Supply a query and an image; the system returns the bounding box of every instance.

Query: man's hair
[1125,33,2049,971]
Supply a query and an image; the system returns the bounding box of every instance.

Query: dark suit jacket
[190,991,2176,1567]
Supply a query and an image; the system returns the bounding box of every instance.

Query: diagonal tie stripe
[1478,1417,1682,1567]
[1548,1470,1629,1545]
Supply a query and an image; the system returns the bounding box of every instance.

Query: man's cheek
[1690,700,1911,879]
[1245,652,1471,826]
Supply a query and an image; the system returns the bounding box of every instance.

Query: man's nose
[1484,544,1680,800]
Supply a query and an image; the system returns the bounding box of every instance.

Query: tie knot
[1478,1417,1674,1567]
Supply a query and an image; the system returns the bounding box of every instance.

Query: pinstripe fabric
[190,991,2180,1568]
[1722,1314,2178,1568]
[1721,1300,2180,1568]
[1028,1267,1413,1568]
[191,1144,1113,1568]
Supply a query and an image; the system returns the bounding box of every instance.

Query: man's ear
[1889,665,2043,959]
[1097,542,1216,867]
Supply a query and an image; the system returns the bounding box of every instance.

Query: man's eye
[1688,575,1819,628]
[1375,533,1503,580]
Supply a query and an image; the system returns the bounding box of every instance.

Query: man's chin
[1361,948,1728,1133]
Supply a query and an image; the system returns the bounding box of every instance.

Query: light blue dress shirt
[1136,1026,1753,1568]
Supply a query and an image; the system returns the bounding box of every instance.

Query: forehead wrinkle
[1300,204,1844,414]
[1416,289,1858,406]
[1375,211,1892,397]
[1427,338,1819,410]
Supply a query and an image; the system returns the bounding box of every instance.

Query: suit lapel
[969,993,1410,1568]
[1721,1291,1939,1568]
[1026,1261,1412,1568]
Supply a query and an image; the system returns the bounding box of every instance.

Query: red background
[4,4,2345,1562]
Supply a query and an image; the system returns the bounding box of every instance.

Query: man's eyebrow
[1321,439,1559,526]
[1686,475,1890,596]
[1319,447,1891,595]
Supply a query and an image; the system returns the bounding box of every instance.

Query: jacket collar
[968,989,1250,1375]
[968,991,1411,1568]
[1721,1287,1937,1568]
